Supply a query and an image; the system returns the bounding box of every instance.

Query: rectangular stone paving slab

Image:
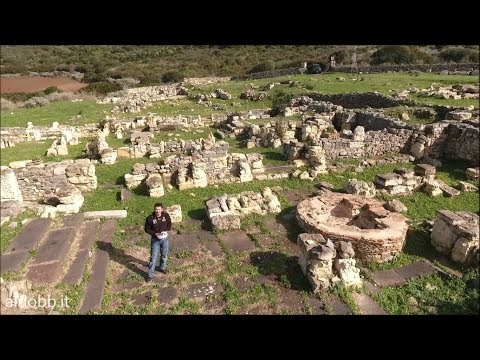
[79,220,116,314]
[77,221,100,250]
[5,218,51,253]
[62,249,90,285]
[157,287,178,304]
[308,298,327,315]
[62,214,84,228]
[278,289,304,313]
[372,269,407,287]
[203,239,224,257]
[132,291,153,306]
[0,251,29,274]
[219,230,255,252]
[170,233,200,252]
[31,227,77,264]
[79,251,109,314]
[324,295,350,315]
[352,292,387,315]
[394,261,436,280]
[26,261,62,283]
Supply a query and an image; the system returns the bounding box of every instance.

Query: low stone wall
[412,121,480,165]
[353,111,413,131]
[309,92,416,109]
[231,68,300,81]
[184,77,231,86]
[364,128,414,156]
[431,210,479,265]
[124,145,266,194]
[9,159,97,202]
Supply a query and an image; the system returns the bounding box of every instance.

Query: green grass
[374,268,479,315]
[0,210,38,254]
[0,138,92,166]
[105,134,130,149]
[108,72,478,123]
[153,126,216,142]
[381,106,437,125]
[0,100,113,127]
[330,283,358,315]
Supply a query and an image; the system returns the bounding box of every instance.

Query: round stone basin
[296,189,408,263]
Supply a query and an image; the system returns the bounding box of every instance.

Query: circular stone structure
[296,189,409,263]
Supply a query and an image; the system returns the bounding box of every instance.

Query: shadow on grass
[115,176,126,185]
[262,151,287,163]
[403,227,440,261]
[97,240,149,280]
[187,208,212,231]
[438,159,474,182]
[275,206,304,244]
[250,251,310,291]
[188,208,207,221]
[132,185,150,197]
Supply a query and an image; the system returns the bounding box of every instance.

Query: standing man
[144,203,172,282]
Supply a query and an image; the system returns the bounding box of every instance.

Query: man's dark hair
[154,203,163,208]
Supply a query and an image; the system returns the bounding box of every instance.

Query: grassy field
[1,70,478,315]
[0,138,92,165]
[0,100,112,127]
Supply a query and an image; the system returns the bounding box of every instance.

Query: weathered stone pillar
[0,166,23,202]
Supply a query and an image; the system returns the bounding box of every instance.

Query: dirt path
[0,76,87,93]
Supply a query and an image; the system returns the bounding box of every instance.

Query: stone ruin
[206,187,281,231]
[1,159,97,219]
[166,204,182,224]
[1,122,97,149]
[296,189,409,263]
[297,233,362,292]
[97,84,188,113]
[431,210,479,266]
[46,127,80,157]
[123,139,292,196]
[411,84,479,100]
[86,135,117,164]
[340,161,471,199]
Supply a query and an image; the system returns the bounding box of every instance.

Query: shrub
[370,45,414,65]
[0,98,16,110]
[270,90,294,116]
[82,72,108,83]
[24,97,50,108]
[439,48,470,63]
[81,81,122,95]
[467,51,479,63]
[330,50,346,64]
[161,71,184,83]
[248,60,275,74]
[0,64,28,74]
[44,86,61,95]
[45,92,74,102]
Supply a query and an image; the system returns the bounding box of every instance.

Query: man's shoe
[160,269,168,275]
[146,277,153,283]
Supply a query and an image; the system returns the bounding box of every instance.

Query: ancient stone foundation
[206,188,281,231]
[296,189,409,263]
[431,210,479,265]
[297,233,361,292]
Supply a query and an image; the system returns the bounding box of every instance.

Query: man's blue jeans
[148,237,169,279]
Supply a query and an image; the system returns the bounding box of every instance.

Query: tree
[370,46,414,65]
